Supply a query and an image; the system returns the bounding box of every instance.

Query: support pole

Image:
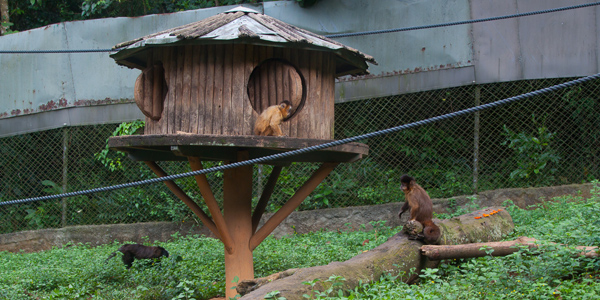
[188,157,234,254]
[252,166,283,234]
[144,161,220,239]
[473,86,481,194]
[61,127,69,227]
[223,151,254,299]
[249,163,338,251]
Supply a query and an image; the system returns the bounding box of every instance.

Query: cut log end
[237,268,298,296]
[402,219,424,237]
[402,220,440,244]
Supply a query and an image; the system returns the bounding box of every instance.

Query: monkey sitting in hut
[254,100,292,136]
[106,244,169,269]
[398,175,441,244]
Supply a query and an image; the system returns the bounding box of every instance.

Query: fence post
[61,127,69,227]
[473,86,481,194]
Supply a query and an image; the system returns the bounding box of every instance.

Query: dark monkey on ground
[254,100,293,136]
[106,244,169,269]
[398,175,441,244]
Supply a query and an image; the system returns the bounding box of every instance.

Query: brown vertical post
[223,151,254,299]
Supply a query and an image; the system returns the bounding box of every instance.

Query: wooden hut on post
[108,6,376,298]
[110,6,375,138]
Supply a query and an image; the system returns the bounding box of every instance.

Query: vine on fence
[94,120,145,172]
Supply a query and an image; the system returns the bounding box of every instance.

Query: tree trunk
[0,0,9,35]
[240,207,514,300]
[421,236,599,260]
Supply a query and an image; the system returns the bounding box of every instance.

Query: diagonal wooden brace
[249,162,338,251]
[188,157,234,254]
[251,166,283,234]
[144,161,220,239]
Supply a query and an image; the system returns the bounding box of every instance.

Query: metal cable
[2,73,599,206]
[325,1,600,38]
[2,2,599,53]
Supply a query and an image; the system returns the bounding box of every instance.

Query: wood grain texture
[285,48,299,138]
[190,46,200,133]
[197,45,207,134]
[165,46,176,134]
[135,50,168,134]
[181,46,193,133]
[222,44,234,135]
[174,46,185,133]
[232,44,246,136]
[138,45,335,139]
[152,62,165,121]
[204,45,215,134]
[243,45,255,135]
[213,45,225,135]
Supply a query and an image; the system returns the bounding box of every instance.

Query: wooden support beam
[223,151,254,299]
[188,157,234,254]
[249,163,338,251]
[251,166,283,234]
[144,161,220,239]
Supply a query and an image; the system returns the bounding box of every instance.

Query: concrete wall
[2,0,599,136]
[1,183,594,253]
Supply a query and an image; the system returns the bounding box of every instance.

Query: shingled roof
[110,6,376,76]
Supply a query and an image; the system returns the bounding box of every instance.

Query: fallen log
[240,207,513,300]
[421,236,599,260]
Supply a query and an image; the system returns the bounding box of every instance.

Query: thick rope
[2,73,599,206]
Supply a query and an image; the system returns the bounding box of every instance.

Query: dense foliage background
[3,0,319,33]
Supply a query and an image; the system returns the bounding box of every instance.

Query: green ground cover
[307,183,600,300]
[0,221,396,299]
[2,183,600,299]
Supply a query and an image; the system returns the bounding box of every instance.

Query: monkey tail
[421,220,441,244]
[105,252,117,263]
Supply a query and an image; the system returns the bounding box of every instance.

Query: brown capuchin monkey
[106,244,169,269]
[398,175,441,244]
[254,100,292,136]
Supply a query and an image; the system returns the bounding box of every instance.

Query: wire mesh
[1,77,599,234]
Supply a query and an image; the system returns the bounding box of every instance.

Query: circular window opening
[247,58,306,120]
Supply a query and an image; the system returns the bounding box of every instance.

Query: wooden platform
[108,134,369,164]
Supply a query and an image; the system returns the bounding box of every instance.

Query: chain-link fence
[1,77,599,234]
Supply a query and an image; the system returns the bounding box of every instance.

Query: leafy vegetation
[94,120,145,172]
[501,115,560,186]
[0,221,398,299]
[4,186,600,299]
[3,0,321,33]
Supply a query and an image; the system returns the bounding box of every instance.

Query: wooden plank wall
[142,45,335,140]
